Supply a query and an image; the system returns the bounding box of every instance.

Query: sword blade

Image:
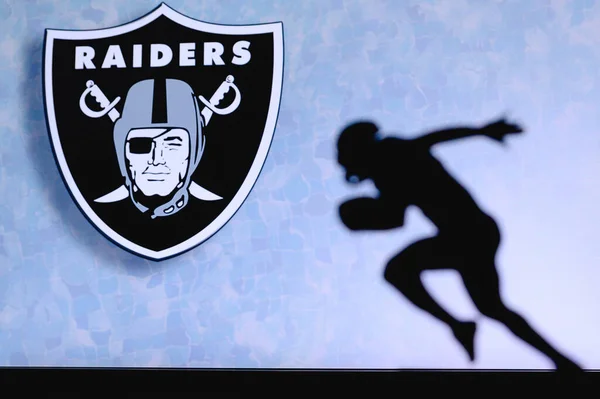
[201,106,214,126]
[108,108,120,122]
[94,183,222,204]
[189,182,222,201]
[94,185,128,203]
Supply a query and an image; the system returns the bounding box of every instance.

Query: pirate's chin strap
[149,187,188,219]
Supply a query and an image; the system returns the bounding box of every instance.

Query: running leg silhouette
[384,228,581,370]
[384,236,478,360]
[460,262,581,371]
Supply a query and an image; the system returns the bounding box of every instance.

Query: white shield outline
[43,3,284,261]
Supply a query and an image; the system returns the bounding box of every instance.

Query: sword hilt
[79,80,121,121]
[199,75,242,125]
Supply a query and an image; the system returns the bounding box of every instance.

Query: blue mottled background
[1,0,600,369]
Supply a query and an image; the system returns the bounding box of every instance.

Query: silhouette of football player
[337,117,582,371]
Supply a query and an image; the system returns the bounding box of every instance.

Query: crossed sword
[79,76,242,204]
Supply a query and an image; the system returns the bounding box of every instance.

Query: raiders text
[74,41,252,69]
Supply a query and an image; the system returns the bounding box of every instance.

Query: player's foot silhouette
[453,321,477,361]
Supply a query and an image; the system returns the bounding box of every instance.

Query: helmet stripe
[151,78,168,124]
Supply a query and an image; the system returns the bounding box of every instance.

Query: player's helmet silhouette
[337,121,380,183]
[113,79,205,218]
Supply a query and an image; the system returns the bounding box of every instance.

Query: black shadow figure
[336,118,581,371]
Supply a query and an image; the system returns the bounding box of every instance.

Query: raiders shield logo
[43,3,284,260]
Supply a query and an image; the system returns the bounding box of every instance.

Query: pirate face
[125,127,190,197]
[100,76,240,217]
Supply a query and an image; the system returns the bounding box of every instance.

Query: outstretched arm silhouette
[414,118,523,148]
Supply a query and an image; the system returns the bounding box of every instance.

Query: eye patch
[128,138,153,154]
